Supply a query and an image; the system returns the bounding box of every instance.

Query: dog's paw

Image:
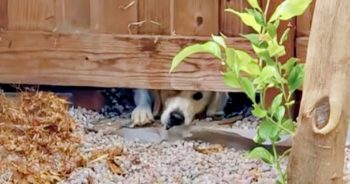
[206,111,225,120]
[131,106,154,127]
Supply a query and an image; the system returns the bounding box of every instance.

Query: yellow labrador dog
[131,89,228,129]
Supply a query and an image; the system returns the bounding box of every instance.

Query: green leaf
[281,119,296,134]
[269,0,313,22]
[271,94,283,114]
[235,49,253,62]
[267,38,286,57]
[252,45,274,65]
[242,33,260,46]
[282,57,299,74]
[275,106,286,122]
[244,62,261,76]
[246,0,262,11]
[212,35,226,48]
[223,71,240,89]
[267,21,280,38]
[235,50,261,76]
[261,66,280,81]
[258,119,280,142]
[225,48,240,77]
[242,33,268,48]
[279,28,290,44]
[171,41,222,72]
[253,135,265,144]
[249,147,274,164]
[288,64,304,93]
[225,9,261,32]
[252,104,267,118]
[240,77,256,102]
[246,8,265,26]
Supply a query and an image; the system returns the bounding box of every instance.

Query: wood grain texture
[55,0,91,32]
[288,0,350,183]
[220,0,252,37]
[138,0,171,35]
[174,0,219,36]
[7,0,55,31]
[296,37,308,63]
[0,31,253,91]
[90,0,137,34]
[296,0,315,37]
[0,0,8,30]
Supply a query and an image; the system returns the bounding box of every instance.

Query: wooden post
[287,0,350,183]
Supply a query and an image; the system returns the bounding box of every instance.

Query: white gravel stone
[1,107,349,184]
[61,107,350,184]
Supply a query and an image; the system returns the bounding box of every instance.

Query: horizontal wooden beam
[0,31,254,91]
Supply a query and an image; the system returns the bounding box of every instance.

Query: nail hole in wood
[196,16,203,26]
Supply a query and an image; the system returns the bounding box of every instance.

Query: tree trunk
[287,0,350,183]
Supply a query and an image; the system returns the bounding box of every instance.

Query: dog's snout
[166,111,185,129]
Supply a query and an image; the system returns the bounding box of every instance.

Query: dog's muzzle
[166,111,185,130]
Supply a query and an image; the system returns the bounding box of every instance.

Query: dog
[131,89,228,129]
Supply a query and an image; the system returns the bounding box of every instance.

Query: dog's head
[158,90,226,129]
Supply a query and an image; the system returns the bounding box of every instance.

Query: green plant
[170,0,312,183]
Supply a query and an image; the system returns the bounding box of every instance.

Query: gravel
[0,88,349,183]
[60,107,350,184]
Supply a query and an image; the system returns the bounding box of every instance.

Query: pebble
[1,102,349,184]
[60,107,350,184]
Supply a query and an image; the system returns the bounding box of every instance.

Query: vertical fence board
[0,0,7,30]
[55,0,90,32]
[7,0,55,31]
[296,0,315,37]
[296,37,308,63]
[219,0,252,37]
[138,0,171,35]
[174,0,218,36]
[90,0,137,34]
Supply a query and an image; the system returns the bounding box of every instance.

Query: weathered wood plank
[7,0,55,31]
[138,0,171,35]
[296,37,308,63]
[296,0,315,37]
[0,31,253,91]
[90,0,138,34]
[219,0,252,37]
[55,0,91,32]
[0,0,8,30]
[173,0,219,36]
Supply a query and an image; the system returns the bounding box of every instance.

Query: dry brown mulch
[0,92,85,183]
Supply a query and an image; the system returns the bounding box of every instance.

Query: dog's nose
[167,111,184,129]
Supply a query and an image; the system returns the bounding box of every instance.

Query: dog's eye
[192,92,203,101]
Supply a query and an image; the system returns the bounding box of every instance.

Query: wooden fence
[0,0,313,91]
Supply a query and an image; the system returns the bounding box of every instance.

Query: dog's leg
[206,92,229,118]
[131,89,154,127]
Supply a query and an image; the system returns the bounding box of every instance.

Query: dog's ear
[206,92,229,117]
[151,90,179,117]
[150,90,161,117]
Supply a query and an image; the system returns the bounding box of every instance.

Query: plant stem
[266,116,295,136]
[264,0,271,21]
[261,88,266,108]
[278,148,291,162]
[272,142,286,184]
